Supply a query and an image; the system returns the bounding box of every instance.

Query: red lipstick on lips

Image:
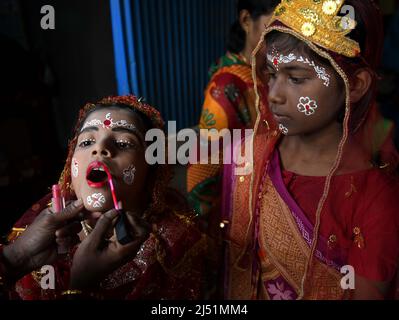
[86,161,109,188]
[86,161,120,211]
[86,162,132,244]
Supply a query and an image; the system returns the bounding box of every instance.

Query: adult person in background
[187,0,279,221]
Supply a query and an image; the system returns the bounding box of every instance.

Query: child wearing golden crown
[222,0,399,299]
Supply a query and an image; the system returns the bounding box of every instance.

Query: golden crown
[270,0,361,57]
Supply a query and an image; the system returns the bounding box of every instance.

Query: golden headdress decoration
[271,0,361,57]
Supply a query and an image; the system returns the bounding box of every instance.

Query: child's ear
[239,9,251,34]
[350,69,372,104]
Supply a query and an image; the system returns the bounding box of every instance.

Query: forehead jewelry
[266,48,331,87]
[81,113,136,132]
[297,97,318,116]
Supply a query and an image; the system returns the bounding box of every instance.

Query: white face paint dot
[123,165,136,185]
[279,124,289,135]
[72,158,79,178]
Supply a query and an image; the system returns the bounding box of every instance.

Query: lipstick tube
[52,185,64,213]
[101,165,132,245]
[52,184,69,254]
[115,202,133,245]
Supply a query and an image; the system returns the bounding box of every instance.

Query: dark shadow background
[0,0,116,237]
[378,0,399,143]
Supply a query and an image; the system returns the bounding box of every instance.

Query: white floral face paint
[123,165,136,185]
[267,47,331,87]
[279,124,289,135]
[86,193,106,209]
[81,113,136,132]
[266,51,297,72]
[71,158,79,178]
[297,97,318,116]
[296,56,330,87]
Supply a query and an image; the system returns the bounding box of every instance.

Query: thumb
[54,199,84,224]
[89,209,119,245]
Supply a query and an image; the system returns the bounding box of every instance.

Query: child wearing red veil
[6,95,205,300]
[223,0,399,299]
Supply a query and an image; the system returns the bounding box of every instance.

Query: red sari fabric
[222,1,399,299]
[7,194,206,300]
[282,166,399,282]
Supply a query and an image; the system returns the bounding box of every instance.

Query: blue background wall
[110,0,236,130]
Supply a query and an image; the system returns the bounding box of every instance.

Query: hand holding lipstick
[69,208,149,290]
[2,199,85,281]
[85,162,136,245]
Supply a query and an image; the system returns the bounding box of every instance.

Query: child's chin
[83,201,113,214]
[83,208,109,221]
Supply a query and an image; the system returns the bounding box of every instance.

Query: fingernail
[74,199,83,206]
[105,209,119,219]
